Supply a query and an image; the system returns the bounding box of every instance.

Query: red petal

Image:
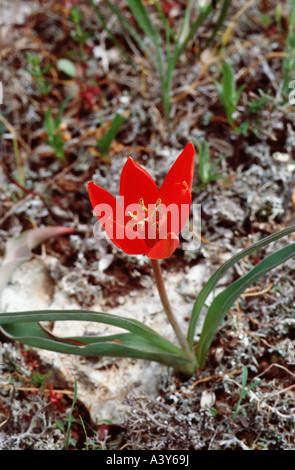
[105,216,149,255]
[160,143,195,199]
[146,233,179,259]
[159,181,192,236]
[88,181,118,229]
[120,157,159,212]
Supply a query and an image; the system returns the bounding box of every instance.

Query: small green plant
[31,370,53,389]
[44,96,72,163]
[193,139,226,186]
[26,52,52,95]
[55,379,78,450]
[232,366,260,420]
[236,120,251,137]
[215,60,246,126]
[69,5,91,62]
[208,406,218,418]
[91,0,231,121]
[247,88,272,114]
[97,113,127,159]
[235,89,272,136]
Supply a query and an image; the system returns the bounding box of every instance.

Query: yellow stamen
[128,211,137,220]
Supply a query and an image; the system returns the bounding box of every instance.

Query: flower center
[127,197,163,243]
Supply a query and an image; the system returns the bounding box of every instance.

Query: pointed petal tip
[183,141,195,159]
[187,141,195,153]
[124,156,135,167]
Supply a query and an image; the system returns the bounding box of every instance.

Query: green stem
[150,259,191,355]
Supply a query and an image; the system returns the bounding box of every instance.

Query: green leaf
[57,59,77,78]
[199,0,231,54]
[0,309,196,375]
[221,61,235,102]
[196,242,295,367]
[55,419,65,433]
[41,64,53,75]
[44,108,56,137]
[97,114,127,157]
[233,366,260,420]
[194,139,211,184]
[126,0,156,42]
[90,0,134,67]
[105,0,148,56]
[55,96,73,127]
[0,309,184,354]
[187,224,295,348]
[215,60,245,124]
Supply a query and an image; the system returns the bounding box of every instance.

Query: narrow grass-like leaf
[126,0,165,111]
[174,1,213,61]
[0,309,183,353]
[232,366,260,420]
[196,242,295,366]
[153,0,176,43]
[0,309,196,375]
[126,0,156,41]
[55,96,73,127]
[97,114,127,158]
[187,224,295,347]
[44,108,55,137]
[89,0,134,67]
[199,0,231,54]
[221,61,235,103]
[215,61,246,124]
[105,0,148,55]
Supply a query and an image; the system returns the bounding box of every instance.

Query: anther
[128,211,137,220]
[139,198,148,212]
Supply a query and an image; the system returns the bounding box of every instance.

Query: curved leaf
[187,224,295,347]
[196,242,295,367]
[0,309,186,354]
[0,310,196,375]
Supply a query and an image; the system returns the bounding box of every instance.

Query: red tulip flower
[88,142,195,259]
